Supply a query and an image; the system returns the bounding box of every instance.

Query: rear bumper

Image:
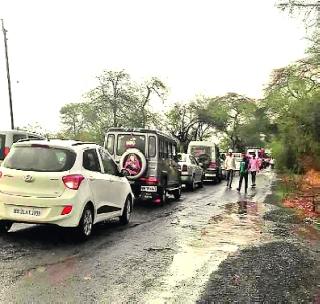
[203,169,218,181]
[0,192,85,227]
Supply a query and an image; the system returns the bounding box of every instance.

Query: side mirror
[120,169,130,177]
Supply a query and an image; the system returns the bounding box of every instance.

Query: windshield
[0,134,5,161]
[3,146,76,172]
[178,153,187,162]
[190,146,212,158]
[116,134,146,156]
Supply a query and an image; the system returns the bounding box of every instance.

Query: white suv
[0,140,134,239]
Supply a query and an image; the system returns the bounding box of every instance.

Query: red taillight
[182,164,188,171]
[62,174,84,190]
[209,161,217,169]
[140,176,159,185]
[4,147,10,157]
[61,205,73,215]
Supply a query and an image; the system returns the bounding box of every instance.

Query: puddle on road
[143,200,273,304]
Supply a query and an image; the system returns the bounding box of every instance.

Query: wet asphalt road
[0,172,276,304]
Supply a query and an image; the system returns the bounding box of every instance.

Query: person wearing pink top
[249,154,259,187]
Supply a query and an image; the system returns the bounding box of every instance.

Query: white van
[187,141,222,183]
[0,130,45,163]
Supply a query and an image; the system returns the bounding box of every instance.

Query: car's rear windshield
[190,146,212,158]
[3,146,76,172]
[116,134,146,156]
[0,134,5,161]
[178,154,187,162]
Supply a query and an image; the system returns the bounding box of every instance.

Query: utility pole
[1,19,14,130]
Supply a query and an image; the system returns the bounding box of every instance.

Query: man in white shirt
[224,149,236,189]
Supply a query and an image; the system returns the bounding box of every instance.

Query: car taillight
[182,164,188,171]
[4,147,10,157]
[140,176,159,185]
[61,205,73,215]
[209,161,217,169]
[62,174,84,190]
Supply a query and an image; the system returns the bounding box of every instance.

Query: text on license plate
[141,186,157,192]
[13,207,42,217]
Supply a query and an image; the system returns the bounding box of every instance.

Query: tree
[60,103,87,138]
[165,99,212,152]
[264,60,320,172]
[200,93,257,151]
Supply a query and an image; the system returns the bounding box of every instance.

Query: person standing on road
[224,149,236,189]
[249,154,259,188]
[237,153,250,193]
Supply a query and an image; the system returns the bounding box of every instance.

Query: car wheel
[160,187,167,205]
[188,176,196,191]
[173,187,181,200]
[77,206,93,240]
[119,197,132,225]
[198,176,204,188]
[0,221,12,233]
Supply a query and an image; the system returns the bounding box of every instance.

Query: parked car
[104,128,182,204]
[177,153,203,190]
[233,152,242,172]
[0,130,45,164]
[0,140,134,239]
[187,141,223,183]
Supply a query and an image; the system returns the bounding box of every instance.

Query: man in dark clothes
[237,153,250,193]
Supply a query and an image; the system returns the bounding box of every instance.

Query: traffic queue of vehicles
[0,128,269,240]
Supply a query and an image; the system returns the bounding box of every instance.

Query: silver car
[178,153,203,191]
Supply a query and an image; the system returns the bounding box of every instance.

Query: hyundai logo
[24,175,34,183]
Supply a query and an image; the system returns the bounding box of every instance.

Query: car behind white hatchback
[0,140,134,240]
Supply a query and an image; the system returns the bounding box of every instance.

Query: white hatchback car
[0,140,134,239]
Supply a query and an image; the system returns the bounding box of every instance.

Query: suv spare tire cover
[120,148,147,180]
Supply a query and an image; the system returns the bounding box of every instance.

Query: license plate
[141,186,157,192]
[206,173,216,177]
[12,207,42,217]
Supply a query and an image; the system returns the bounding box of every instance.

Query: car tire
[198,176,204,188]
[76,205,93,241]
[119,197,132,225]
[160,187,167,205]
[0,221,12,233]
[188,176,196,191]
[173,187,181,200]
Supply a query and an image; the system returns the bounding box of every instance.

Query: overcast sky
[0,0,307,132]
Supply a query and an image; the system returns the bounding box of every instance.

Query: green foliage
[264,60,320,172]
[59,70,167,144]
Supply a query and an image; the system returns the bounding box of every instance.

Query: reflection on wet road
[0,171,275,303]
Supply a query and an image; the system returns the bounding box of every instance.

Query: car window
[178,154,187,162]
[0,134,5,161]
[116,134,145,156]
[190,156,198,165]
[83,149,101,172]
[3,146,76,172]
[148,136,156,158]
[164,141,168,158]
[99,148,118,175]
[28,135,43,140]
[13,134,27,143]
[168,143,173,159]
[159,139,164,158]
[172,144,177,157]
[105,134,115,155]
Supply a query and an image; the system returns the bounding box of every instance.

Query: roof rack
[16,138,46,143]
[71,142,96,146]
[106,128,178,143]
